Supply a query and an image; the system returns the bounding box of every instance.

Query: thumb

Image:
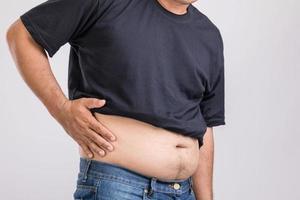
[83,98,106,109]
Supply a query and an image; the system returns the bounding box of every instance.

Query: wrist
[47,96,69,120]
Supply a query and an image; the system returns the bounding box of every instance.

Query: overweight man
[6,0,225,199]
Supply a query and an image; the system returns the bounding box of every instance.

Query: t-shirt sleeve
[200,30,226,127]
[19,0,100,58]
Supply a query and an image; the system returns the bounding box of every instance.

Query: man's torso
[71,0,218,180]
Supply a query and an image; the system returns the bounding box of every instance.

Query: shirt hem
[206,120,226,127]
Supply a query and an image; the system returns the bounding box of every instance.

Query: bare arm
[6,19,67,116]
[192,127,214,200]
[6,18,117,158]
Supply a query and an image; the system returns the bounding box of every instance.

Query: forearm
[6,19,68,119]
[192,127,214,200]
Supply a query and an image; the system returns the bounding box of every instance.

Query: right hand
[54,97,117,158]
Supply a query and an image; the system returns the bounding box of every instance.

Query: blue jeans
[73,157,196,200]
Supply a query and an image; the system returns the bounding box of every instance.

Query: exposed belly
[79,112,201,181]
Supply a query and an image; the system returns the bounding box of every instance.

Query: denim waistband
[78,157,193,195]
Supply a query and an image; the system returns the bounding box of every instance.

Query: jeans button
[173,183,180,190]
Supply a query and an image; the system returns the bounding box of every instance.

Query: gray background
[1,0,299,199]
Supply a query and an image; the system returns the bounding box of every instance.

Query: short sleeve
[20,0,100,57]
[200,30,226,127]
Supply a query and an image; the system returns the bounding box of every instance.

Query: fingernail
[107,146,113,151]
[88,153,93,158]
[98,150,104,156]
[110,136,116,141]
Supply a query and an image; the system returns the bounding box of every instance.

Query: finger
[89,117,117,142]
[85,128,114,152]
[82,98,106,109]
[84,136,106,156]
[89,141,106,157]
[77,140,94,158]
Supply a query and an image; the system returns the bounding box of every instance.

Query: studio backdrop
[0,0,299,199]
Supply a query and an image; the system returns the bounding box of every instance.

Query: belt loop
[147,177,157,198]
[82,159,92,183]
[188,176,193,194]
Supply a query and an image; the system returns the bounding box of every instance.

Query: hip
[73,157,196,200]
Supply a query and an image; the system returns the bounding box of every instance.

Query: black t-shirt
[20,0,225,148]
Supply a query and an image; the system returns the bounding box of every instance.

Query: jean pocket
[73,184,97,200]
[97,178,144,200]
[142,187,151,200]
[190,189,196,200]
[73,172,99,200]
